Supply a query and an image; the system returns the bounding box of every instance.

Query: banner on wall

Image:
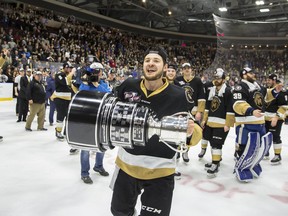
[0,83,13,101]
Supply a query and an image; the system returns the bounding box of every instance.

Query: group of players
[165,61,287,181]
[51,46,287,215]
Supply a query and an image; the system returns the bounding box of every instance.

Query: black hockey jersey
[203,81,234,128]
[53,71,73,100]
[114,78,202,180]
[265,88,288,121]
[175,76,206,114]
[233,79,276,126]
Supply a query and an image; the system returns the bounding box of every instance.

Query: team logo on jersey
[211,96,221,112]
[178,81,186,86]
[234,85,242,91]
[124,91,141,102]
[183,86,194,103]
[253,92,263,109]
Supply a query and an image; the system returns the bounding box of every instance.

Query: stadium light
[255,1,265,5]
[260,8,270,12]
[219,7,227,12]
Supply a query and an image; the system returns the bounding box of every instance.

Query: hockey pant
[54,98,70,133]
[265,120,283,155]
[235,132,272,182]
[110,167,174,216]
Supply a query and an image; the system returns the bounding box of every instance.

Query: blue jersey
[79,80,111,93]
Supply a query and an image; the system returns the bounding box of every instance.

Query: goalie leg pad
[235,168,253,182]
[235,132,260,182]
[235,132,260,171]
[250,132,273,178]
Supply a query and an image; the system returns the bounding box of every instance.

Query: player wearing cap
[164,64,178,85]
[232,67,282,182]
[199,68,234,177]
[110,46,202,216]
[175,62,206,163]
[264,74,287,164]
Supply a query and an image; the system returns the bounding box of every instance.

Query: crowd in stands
[0,3,287,88]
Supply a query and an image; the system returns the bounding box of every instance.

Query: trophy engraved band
[66,91,189,152]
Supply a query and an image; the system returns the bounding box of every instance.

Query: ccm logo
[142,205,162,214]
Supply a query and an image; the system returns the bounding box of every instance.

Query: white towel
[242,79,261,92]
[208,83,227,101]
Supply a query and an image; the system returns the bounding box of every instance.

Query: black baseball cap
[240,67,253,78]
[167,64,177,71]
[63,62,73,68]
[268,73,277,81]
[144,46,168,64]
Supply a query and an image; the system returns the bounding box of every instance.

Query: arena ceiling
[10,0,288,41]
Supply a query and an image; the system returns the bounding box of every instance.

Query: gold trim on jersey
[189,124,202,146]
[207,117,225,124]
[197,99,206,113]
[115,148,176,180]
[184,76,194,83]
[265,88,276,103]
[226,112,235,127]
[203,109,209,123]
[234,116,265,126]
[66,72,73,86]
[140,78,169,98]
[277,106,287,119]
[233,100,251,115]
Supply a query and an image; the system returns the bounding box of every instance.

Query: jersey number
[233,93,242,99]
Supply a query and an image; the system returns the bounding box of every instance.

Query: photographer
[78,62,111,184]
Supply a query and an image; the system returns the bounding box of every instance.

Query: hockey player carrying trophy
[66,46,202,215]
[232,67,283,182]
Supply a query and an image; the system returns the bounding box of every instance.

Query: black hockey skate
[207,163,219,178]
[270,154,281,165]
[198,148,207,159]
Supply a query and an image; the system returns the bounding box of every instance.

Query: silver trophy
[66,91,190,152]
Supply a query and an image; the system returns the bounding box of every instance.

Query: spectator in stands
[0,67,8,82]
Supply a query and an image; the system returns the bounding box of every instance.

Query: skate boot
[174,171,181,180]
[182,151,189,163]
[270,154,281,165]
[55,129,65,141]
[198,148,207,159]
[205,162,220,170]
[204,162,212,170]
[207,163,219,178]
[263,152,270,160]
